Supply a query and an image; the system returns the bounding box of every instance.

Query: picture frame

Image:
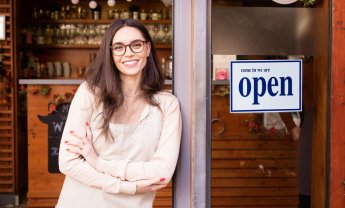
[0,15,6,40]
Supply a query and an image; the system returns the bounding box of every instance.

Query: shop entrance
[210,1,330,207]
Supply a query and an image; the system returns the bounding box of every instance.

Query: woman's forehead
[113,26,144,43]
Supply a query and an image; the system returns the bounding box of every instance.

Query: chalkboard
[38,102,71,173]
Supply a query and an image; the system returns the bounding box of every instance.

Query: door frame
[173,0,210,207]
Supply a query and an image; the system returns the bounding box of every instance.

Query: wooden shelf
[19,19,172,25]
[20,43,172,49]
[21,44,101,49]
[19,79,173,85]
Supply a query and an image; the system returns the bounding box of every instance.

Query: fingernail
[70,131,74,134]
[160,178,165,181]
[64,141,68,143]
[86,122,89,126]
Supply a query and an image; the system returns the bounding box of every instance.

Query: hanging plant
[29,86,51,96]
[301,0,317,6]
[48,89,77,114]
[244,114,286,139]
[18,84,27,96]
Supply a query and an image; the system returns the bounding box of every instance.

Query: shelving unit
[0,0,15,196]
[20,43,172,49]
[20,19,172,25]
[17,0,173,80]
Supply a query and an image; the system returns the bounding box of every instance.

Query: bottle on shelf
[44,25,53,44]
[39,55,47,78]
[27,55,36,78]
[35,57,41,78]
[35,26,44,44]
[165,55,172,79]
[161,57,166,76]
[20,52,29,78]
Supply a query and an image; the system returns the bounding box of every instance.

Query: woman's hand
[65,122,98,168]
[136,177,167,194]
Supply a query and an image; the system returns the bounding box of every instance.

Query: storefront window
[211,1,329,207]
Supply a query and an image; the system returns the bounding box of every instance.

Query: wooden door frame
[173,0,210,207]
[330,0,345,207]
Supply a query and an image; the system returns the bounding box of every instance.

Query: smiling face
[111,26,151,80]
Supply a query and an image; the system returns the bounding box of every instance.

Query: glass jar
[165,25,172,44]
[156,25,166,44]
[108,9,114,19]
[151,11,159,20]
[122,9,129,19]
[133,11,139,20]
[114,9,120,19]
[93,11,100,20]
[140,10,147,20]
[165,55,173,79]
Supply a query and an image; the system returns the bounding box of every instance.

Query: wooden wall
[211,94,298,208]
[26,84,172,207]
[0,0,15,194]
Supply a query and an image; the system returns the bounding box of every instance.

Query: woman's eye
[114,45,124,51]
[132,43,142,48]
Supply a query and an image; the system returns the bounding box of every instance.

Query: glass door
[210,1,330,207]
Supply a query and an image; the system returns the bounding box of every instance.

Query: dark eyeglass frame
[110,40,148,56]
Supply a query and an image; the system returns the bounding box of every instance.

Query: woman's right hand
[136,177,167,193]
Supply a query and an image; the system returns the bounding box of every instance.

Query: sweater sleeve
[96,95,182,183]
[59,82,136,194]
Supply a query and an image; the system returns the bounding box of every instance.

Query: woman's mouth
[123,60,139,67]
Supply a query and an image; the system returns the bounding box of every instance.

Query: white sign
[230,60,302,113]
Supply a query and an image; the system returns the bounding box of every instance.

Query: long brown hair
[85,19,165,139]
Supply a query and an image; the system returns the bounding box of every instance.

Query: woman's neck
[121,75,142,97]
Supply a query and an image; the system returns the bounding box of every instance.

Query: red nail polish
[160,178,165,181]
[70,131,74,133]
[86,122,89,126]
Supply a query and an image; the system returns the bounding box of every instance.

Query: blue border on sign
[230,60,302,113]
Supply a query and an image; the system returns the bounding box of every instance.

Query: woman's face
[111,26,151,79]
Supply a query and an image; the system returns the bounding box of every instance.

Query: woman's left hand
[65,122,98,168]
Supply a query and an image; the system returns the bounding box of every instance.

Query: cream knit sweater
[56,82,182,208]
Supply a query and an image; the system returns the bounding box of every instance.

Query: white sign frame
[0,15,5,40]
[230,60,302,113]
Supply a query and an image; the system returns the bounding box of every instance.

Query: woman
[56,19,182,208]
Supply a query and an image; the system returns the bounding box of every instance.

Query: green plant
[29,86,51,96]
[244,114,286,139]
[301,0,317,6]
[48,89,76,114]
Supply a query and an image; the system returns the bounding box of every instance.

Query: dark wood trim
[330,0,345,207]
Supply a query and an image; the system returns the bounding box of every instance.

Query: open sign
[230,60,302,113]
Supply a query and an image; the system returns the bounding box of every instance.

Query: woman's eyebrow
[112,39,144,45]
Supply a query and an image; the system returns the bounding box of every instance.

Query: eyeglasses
[110,40,147,56]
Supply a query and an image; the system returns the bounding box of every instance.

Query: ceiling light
[107,0,115,7]
[89,0,97,9]
[272,0,298,4]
